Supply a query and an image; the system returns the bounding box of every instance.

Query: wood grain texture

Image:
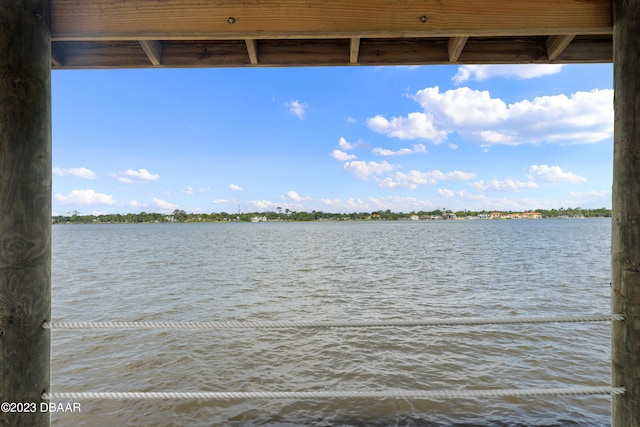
[50,0,612,41]
[447,36,468,62]
[0,1,52,426]
[553,36,612,63]
[349,37,360,64]
[50,35,613,69]
[46,0,614,68]
[546,34,576,61]
[139,40,163,65]
[245,39,259,65]
[612,1,640,425]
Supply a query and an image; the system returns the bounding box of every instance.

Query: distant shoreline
[52,208,611,224]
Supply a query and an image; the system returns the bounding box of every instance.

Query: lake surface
[51,219,613,426]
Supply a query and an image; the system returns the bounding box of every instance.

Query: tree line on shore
[52,207,611,224]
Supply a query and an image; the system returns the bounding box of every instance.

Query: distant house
[409,215,420,221]
[489,212,502,219]
[521,211,542,219]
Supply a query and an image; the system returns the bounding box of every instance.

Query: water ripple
[51,219,612,426]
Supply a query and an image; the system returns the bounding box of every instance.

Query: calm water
[51,219,612,426]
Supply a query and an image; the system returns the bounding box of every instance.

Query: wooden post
[612,0,640,426]
[0,1,52,426]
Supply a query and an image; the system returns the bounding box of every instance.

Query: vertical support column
[0,1,52,426]
[612,0,640,426]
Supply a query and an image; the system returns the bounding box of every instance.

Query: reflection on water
[52,219,612,426]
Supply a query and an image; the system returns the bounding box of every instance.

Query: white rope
[43,314,624,331]
[42,386,625,401]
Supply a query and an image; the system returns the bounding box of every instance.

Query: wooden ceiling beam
[447,36,468,62]
[350,37,361,64]
[245,39,259,65]
[50,36,613,69]
[553,36,612,63]
[56,41,154,68]
[138,40,163,65]
[546,34,576,61]
[51,46,65,68]
[51,36,613,69]
[50,0,612,41]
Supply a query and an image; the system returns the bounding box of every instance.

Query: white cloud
[53,167,96,179]
[152,198,179,211]
[469,178,538,192]
[372,144,426,156]
[249,200,277,210]
[343,160,396,180]
[285,99,308,119]
[212,199,231,204]
[368,86,613,146]
[414,86,509,127]
[54,189,116,206]
[453,64,564,84]
[463,167,592,205]
[236,194,490,213]
[447,171,477,180]
[286,191,309,202]
[378,169,477,190]
[229,184,244,192]
[338,137,356,150]
[525,165,587,183]
[330,149,357,161]
[183,186,209,195]
[367,112,447,142]
[438,188,455,198]
[567,190,610,207]
[372,148,404,156]
[569,190,608,198]
[318,196,436,213]
[127,200,148,208]
[114,168,160,184]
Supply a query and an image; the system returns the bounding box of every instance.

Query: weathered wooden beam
[432,37,547,64]
[253,39,349,66]
[138,39,162,65]
[553,36,612,63]
[50,0,612,41]
[0,1,52,426]
[350,37,360,64]
[245,39,259,65]
[51,49,64,67]
[545,34,575,61]
[612,0,640,425]
[54,41,158,68]
[447,36,468,62]
[50,36,613,69]
[358,38,448,65]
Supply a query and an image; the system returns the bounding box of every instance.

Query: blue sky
[52,63,613,215]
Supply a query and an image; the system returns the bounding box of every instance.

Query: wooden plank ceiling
[50,0,613,69]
